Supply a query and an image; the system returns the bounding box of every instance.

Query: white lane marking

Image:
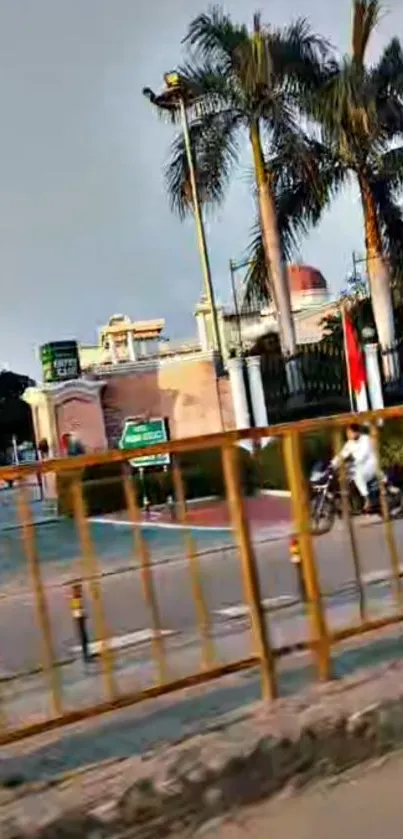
[90,516,232,532]
[215,596,296,620]
[72,628,175,656]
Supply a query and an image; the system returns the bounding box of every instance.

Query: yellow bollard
[71,476,116,701]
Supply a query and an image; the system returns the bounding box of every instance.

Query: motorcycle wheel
[310,495,336,535]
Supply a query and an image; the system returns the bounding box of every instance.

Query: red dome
[287,264,327,292]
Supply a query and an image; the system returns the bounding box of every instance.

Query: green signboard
[119,417,170,468]
[40,341,81,384]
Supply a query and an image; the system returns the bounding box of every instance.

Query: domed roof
[287,264,327,292]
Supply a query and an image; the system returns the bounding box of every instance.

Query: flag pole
[341,301,355,412]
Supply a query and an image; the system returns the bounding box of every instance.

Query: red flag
[344,312,366,393]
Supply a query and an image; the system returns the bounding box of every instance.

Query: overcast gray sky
[0,0,401,377]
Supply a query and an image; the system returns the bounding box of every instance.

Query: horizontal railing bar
[330,612,403,643]
[0,656,259,747]
[2,612,403,747]
[1,402,403,482]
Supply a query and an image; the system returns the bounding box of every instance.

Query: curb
[13,660,403,837]
[259,488,292,498]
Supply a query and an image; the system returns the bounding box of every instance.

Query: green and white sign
[40,341,81,383]
[119,417,170,468]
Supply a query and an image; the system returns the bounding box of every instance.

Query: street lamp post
[143,73,223,370]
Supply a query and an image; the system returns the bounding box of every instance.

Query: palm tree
[245,0,403,351]
[145,7,329,355]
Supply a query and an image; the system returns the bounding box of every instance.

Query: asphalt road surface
[0,515,402,675]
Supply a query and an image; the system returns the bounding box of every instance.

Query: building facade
[24,264,336,463]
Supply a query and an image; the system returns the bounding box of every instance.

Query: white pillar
[227,356,251,443]
[246,355,272,448]
[245,356,268,427]
[196,311,209,351]
[355,383,369,413]
[109,336,117,364]
[364,343,384,411]
[127,330,136,362]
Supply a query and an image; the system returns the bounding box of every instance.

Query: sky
[0,0,401,378]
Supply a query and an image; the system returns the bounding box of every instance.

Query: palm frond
[371,38,403,135]
[243,134,348,305]
[377,146,403,190]
[184,7,248,68]
[371,177,403,279]
[373,36,403,90]
[352,0,382,65]
[177,59,238,117]
[272,17,333,93]
[242,220,270,307]
[165,111,239,217]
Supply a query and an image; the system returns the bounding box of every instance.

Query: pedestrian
[166,493,176,522]
[70,581,91,663]
[144,496,151,519]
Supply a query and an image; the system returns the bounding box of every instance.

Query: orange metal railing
[0,404,402,745]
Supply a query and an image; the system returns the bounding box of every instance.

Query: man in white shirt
[331,423,378,512]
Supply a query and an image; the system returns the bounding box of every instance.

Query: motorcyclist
[331,423,378,512]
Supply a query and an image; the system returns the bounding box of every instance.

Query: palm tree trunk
[359,176,395,350]
[250,121,297,356]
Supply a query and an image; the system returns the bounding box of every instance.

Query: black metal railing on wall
[259,342,350,424]
[379,341,403,405]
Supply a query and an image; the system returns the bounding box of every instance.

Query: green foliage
[56,422,403,515]
[57,449,260,517]
[321,299,403,349]
[256,431,333,490]
[378,419,403,470]
[321,297,376,347]
[146,6,329,310]
[0,370,35,455]
[255,441,287,489]
[244,4,403,307]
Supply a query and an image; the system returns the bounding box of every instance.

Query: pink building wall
[55,396,108,452]
[101,359,234,447]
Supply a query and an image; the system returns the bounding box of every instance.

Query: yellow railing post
[122,466,168,684]
[172,457,215,670]
[71,476,116,701]
[332,429,367,621]
[371,424,403,610]
[222,444,277,700]
[16,479,63,717]
[282,430,331,681]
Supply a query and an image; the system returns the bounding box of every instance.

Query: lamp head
[164,71,181,89]
[361,326,376,344]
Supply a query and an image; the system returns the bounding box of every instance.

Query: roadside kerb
[7,658,403,837]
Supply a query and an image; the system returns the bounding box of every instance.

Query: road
[0,515,402,676]
[206,752,403,839]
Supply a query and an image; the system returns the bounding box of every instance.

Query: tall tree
[0,370,35,456]
[245,0,403,350]
[145,7,329,355]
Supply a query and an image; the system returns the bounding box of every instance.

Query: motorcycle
[309,460,402,535]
